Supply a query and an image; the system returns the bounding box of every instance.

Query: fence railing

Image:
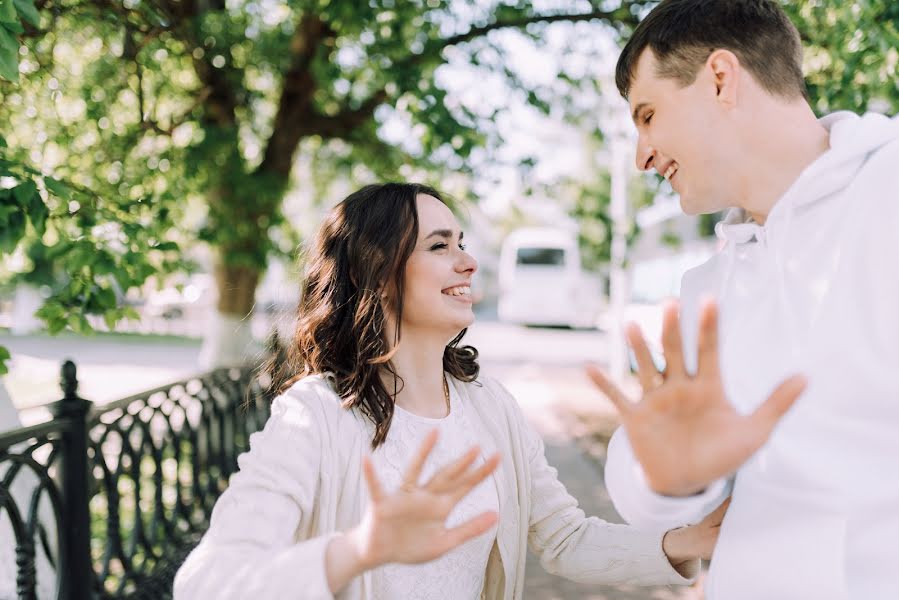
[0,361,272,599]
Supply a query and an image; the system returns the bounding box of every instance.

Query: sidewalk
[493,363,704,600]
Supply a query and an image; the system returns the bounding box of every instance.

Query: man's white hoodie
[605,111,899,600]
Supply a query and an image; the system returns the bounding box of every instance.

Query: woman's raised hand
[348,429,500,570]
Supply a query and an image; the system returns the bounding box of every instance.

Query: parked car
[497,227,602,328]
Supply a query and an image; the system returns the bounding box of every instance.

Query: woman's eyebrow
[424,229,454,240]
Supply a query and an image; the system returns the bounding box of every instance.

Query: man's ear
[706,49,740,107]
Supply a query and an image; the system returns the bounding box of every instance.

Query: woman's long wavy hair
[275,183,479,448]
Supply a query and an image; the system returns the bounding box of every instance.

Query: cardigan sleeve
[492,382,699,586]
[173,385,339,600]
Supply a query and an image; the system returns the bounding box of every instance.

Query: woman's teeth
[443,286,471,297]
[664,164,678,181]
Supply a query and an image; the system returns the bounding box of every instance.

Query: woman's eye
[430,243,448,251]
[459,243,467,251]
[643,112,653,125]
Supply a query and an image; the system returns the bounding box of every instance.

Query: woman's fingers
[450,453,501,502]
[439,511,498,553]
[626,323,661,392]
[402,428,439,487]
[428,446,480,491]
[362,456,384,502]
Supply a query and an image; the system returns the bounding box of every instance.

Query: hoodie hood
[708,112,899,359]
[716,111,899,245]
[787,111,899,208]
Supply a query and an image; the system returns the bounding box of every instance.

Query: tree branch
[301,90,388,140]
[256,14,336,177]
[147,0,242,128]
[140,86,212,136]
[438,7,642,50]
[303,5,644,141]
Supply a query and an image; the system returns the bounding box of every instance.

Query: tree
[2,0,655,367]
[786,1,899,115]
[2,0,897,372]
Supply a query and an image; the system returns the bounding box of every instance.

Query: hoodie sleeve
[173,387,338,600]
[604,427,732,529]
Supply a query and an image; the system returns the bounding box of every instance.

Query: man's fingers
[626,323,661,392]
[403,429,439,487]
[362,456,384,502]
[697,299,721,378]
[585,363,634,415]
[661,301,686,378]
[441,511,498,552]
[749,375,807,432]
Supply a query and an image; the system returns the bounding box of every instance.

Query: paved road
[2,320,610,416]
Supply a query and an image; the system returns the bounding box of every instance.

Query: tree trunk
[197,261,263,369]
[0,380,21,433]
[11,284,43,335]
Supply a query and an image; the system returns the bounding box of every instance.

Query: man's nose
[636,137,655,172]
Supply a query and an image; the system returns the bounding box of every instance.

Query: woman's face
[398,194,478,339]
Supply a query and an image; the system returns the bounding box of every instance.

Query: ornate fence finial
[61,360,79,401]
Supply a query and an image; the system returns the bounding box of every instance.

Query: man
[587,1,899,598]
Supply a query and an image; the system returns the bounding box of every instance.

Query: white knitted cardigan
[173,374,695,599]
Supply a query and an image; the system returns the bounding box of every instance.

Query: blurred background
[1,0,897,598]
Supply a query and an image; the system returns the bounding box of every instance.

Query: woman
[174,183,725,599]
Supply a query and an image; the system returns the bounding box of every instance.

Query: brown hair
[615,0,806,100]
[275,183,479,448]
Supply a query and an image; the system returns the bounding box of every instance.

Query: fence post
[49,360,94,600]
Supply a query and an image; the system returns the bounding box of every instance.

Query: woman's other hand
[661,496,730,575]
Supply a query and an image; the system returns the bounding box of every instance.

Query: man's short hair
[615,0,807,100]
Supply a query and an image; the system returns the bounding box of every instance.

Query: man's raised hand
[587,300,806,496]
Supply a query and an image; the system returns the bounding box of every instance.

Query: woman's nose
[457,250,477,274]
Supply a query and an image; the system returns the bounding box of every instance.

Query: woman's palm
[355,430,500,568]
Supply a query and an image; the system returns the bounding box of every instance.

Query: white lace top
[368,380,499,600]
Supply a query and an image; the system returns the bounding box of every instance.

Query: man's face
[628,49,739,215]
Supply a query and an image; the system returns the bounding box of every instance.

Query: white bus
[497,227,602,328]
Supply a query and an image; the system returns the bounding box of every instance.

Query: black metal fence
[0,361,272,599]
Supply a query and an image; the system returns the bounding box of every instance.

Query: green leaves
[0,0,17,24]
[0,161,68,252]
[0,192,26,253]
[0,0,39,81]
[0,0,896,363]
[12,0,39,27]
[10,180,47,235]
[0,25,17,81]
[43,177,73,200]
[784,0,899,115]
